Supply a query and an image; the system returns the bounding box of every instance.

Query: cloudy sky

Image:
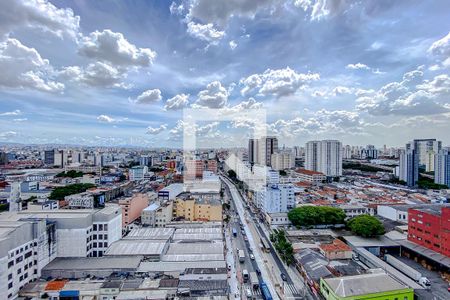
[1,0,450,148]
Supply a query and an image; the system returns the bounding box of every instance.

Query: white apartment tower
[305,140,342,177]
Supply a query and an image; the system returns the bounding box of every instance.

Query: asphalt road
[222,175,312,300]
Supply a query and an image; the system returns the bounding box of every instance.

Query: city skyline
[1,1,450,147]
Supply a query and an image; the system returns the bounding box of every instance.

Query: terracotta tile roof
[295,168,325,176]
[319,239,352,252]
[45,280,67,291]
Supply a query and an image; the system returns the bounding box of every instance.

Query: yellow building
[175,197,222,221]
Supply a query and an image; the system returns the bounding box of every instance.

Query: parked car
[280,273,287,281]
[250,253,255,260]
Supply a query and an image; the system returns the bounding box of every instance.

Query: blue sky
[0,0,450,147]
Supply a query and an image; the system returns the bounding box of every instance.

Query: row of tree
[288,206,385,237]
[48,183,96,200]
[270,229,294,265]
[287,206,346,226]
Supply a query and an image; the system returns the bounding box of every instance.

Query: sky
[0,0,450,148]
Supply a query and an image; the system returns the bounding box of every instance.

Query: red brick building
[408,205,450,257]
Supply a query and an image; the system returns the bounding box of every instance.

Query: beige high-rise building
[271,151,294,171]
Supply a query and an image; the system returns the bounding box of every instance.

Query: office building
[258,136,278,166]
[408,205,450,257]
[435,149,450,188]
[0,218,56,299]
[44,150,55,166]
[128,166,148,181]
[271,151,294,171]
[360,145,378,159]
[305,140,342,177]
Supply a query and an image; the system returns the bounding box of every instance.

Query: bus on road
[260,281,273,300]
[260,237,271,253]
[242,269,249,282]
[238,249,245,263]
[232,228,237,237]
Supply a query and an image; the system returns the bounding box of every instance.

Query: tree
[271,230,294,265]
[348,215,385,237]
[48,183,96,200]
[288,206,346,227]
[227,170,237,179]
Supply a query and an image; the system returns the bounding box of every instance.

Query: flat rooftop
[43,256,142,271]
[105,240,168,256]
[323,272,410,297]
[124,227,174,241]
[138,261,226,273]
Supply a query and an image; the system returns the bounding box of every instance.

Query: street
[221,175,314,300]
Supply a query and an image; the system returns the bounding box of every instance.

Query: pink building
[119,193,149,227]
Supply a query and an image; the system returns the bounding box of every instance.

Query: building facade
[434,149,450,188]
[408,205,450,257]
[305,140,342,177]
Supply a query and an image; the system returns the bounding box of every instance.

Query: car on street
[246,288,252,297]
[280,273,287,281]
[250,253,255,260]
[255,268,261,275]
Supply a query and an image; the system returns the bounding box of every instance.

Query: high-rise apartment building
[271,151,294,171]
[412,139,441,171]
[360,145,378,159]
[399,148,419,187]
[258,136,278,166]
[435,149,450,188]
[305,140,342,177]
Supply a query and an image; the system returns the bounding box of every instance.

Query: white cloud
[59,62,127,88]
[240,67,319,97]
[187,22,225,45]
[97,115,115,123]
[346,63,370,70]
[195,81,228,108]
[165,93,190,110]
[13,118,27,122]
[357,67,450,116]
[428,31,450,69]
[229,40,237,50]
[0,110,22,116]
[146,124,167,135]
[79,29,156,67]
[0,38,64,92]
[294,0,350,21]
[0,0,80,38]
[169,2,185,15]
[187,0,277,27]
[429,31,450,57]
[0,131,18,138]
[169,120,220,141]
[267,109,364,139]
[133,89,162,104]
